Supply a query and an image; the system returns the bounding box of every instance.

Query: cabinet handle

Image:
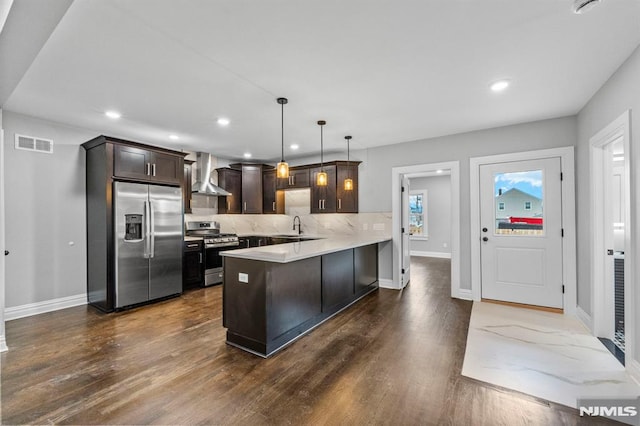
[152,163,156,176]
[292,175,295,185]
[318,200,322,210]
[199,253,203,263]
[146,163,151,175]
[273,201,276,211]
[227,200,230,211]
[244,202,247,212]
[187,243,199,248]
[338,199,342,210]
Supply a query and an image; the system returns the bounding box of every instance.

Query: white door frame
[589,110,633,360]
[470,146,576,316]
[0,118,7,351]
[391,161,461,297]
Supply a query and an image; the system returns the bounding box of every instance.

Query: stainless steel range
[185,221,239,286]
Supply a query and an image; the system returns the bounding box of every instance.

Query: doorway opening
[590,110,631,366]
[391,161,461,297]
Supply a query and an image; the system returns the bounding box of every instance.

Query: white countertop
[220,234,392,263]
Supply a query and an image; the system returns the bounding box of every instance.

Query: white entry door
[480,157,563,308]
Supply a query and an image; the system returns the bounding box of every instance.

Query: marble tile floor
[462,301,640,410]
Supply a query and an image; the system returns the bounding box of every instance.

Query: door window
[494,170,544,236]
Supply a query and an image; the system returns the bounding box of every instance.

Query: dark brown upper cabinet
[183,160,194,214]
[113,144,182,185]
[310,165,337,214]
[263,170,284,214]
[336,163,359,213]
[241,164,263,214]
[276,167,310,190]
[217,168,242,214]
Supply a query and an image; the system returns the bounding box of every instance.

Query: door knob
[482,237,489,242]
[482,227,488,233]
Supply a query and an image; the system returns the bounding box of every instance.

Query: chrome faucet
[292,215,302,235]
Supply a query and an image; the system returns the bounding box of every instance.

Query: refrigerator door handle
[143,200,150,258]
[149,199,156,258]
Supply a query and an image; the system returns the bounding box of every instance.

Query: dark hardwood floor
[1,257,618,425]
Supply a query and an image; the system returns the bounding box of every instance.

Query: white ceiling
[3,0,640,162]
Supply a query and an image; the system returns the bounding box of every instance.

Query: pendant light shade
[276,97,289,179]
[344,135,353,191]
[316,120,327,186]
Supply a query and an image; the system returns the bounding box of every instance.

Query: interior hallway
[0,257,618,425]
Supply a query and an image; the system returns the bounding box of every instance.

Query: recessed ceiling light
[436,169,443,174]
[243,152,252,159]
[490,80,510,92]
[290,144,299,150]
[105,110,121,119]
[217,117,230,126]
[169,134,179,141]
[573,0,601,14]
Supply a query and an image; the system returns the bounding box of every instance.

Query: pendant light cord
[281,101,284,161]
[320,125,324,169]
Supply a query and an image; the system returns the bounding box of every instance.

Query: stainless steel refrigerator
[114,181,182,308]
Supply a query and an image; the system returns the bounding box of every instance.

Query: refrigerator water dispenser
[124,214,143,241]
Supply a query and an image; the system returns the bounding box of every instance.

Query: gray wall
[3,111,96,307]
[356,117,577,290]
[576,44,640,361]
[409,175,451,255]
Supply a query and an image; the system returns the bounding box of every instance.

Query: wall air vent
[14,134,53,154]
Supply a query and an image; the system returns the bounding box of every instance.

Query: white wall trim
[410,250,451,259]
[378,279,395,289]
[392,161,461,297]
[576,306,593,332]
[456,288,473,301]
[470,146,577,317]
[5,293,87,321]
[627,359,640,387]
[0,335,7,352]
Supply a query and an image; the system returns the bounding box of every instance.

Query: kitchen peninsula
[221,235,391,357]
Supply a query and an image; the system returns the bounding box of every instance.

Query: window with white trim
[524,201,532,210]
[409,191,427,238]
[498,202,505,211]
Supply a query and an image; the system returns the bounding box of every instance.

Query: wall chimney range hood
[192,152,232,196]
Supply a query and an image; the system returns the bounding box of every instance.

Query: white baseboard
[0,335,7,352]
[576,305,593,332]
[410,250,451,259]
[379,278,396,289]
[455,288,473,301]
[5,293,87,321]
[627,359,640,386]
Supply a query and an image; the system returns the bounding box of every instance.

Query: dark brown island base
[221,237,389,357]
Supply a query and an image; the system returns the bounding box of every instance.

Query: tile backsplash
[186,209,392,237]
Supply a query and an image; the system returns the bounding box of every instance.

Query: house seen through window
[409,191,427,237]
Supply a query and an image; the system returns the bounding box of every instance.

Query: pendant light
[316,120,327,186]
[276,97,290,179]
[344,135,353,191]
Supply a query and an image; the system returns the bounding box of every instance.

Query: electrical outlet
[362,223,369,231]
[238,273,249,283]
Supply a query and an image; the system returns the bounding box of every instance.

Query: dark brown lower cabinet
[183,240,204,288]
[322,250,354,314]
[223,244,379,357]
